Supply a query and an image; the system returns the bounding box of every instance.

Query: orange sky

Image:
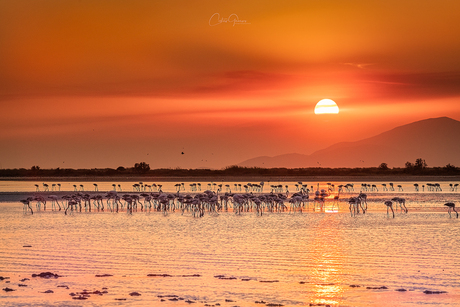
[1,0,460,169]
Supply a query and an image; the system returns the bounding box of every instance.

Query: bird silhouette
[444,202,458,218]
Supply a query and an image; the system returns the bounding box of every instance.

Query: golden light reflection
[324,207,339,213]
[308,216,347,305]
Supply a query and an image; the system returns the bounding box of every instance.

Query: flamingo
[48,195,62,211]
[358,192,368,211]
[398,197,408,213]
[313,191,324,211]
[332,190,341,210]
[105,191,118,212]
[65,199,78,215]
[384,200,395,218]
[392,197,408,213]
[20,199,33,214]
[444,202,458,218]
[33,195,47,211]
[348,197,363,217]
[338,185,344,193]
[93,184,98,191]
[289,195,303,213]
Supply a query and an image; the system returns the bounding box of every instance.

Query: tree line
[0,159,459,178]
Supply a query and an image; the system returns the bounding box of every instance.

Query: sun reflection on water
[308,215,346,306]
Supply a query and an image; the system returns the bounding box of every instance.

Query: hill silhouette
[238,117,460,168]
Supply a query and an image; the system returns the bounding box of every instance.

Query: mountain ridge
[237,117,460,168]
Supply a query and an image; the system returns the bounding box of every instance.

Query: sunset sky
[1,0,460,169]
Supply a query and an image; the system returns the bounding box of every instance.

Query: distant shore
[2,164,460,180]
[1,175,460,182]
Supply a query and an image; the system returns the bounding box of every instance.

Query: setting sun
[314,99,340,114]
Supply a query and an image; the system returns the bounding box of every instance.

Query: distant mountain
[238,117,460,168]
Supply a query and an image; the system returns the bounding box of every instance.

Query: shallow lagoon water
[1,180,458,195]
[1,180,460,306]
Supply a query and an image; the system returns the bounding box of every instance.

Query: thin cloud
[342,62,375,69]
[187,70,297,98]
[362,71,460,100]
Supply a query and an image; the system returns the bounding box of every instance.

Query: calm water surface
[1,180,459,306]
[1,180,459,194]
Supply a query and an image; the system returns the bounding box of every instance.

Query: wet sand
[2,271,458,307]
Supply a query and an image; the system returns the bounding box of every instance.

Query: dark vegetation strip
[1,164,460,179]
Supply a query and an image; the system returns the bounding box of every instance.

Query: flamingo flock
[21,189,312,216]
[20,180,329,217]
[20,181,460,218]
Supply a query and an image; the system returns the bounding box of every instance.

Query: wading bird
[444,202,458,218]
[384,200,395,218]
